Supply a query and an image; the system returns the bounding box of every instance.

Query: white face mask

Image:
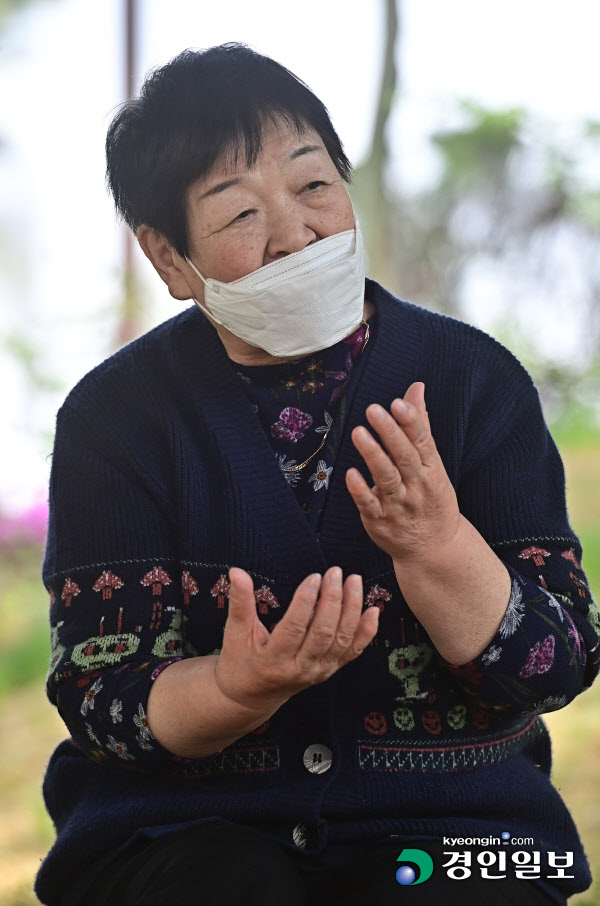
[186,218,366,357]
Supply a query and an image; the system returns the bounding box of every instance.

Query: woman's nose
[264,211,317,263]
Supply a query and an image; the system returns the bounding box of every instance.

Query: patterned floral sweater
[37,280,600,906]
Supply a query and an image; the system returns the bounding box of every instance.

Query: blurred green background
[1,0,599,903]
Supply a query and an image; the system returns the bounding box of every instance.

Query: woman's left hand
[346,382,462,565]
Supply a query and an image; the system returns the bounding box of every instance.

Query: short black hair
[105,43,352,258]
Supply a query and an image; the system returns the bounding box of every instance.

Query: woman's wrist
[393,516,512,665]
[147,655,278,759]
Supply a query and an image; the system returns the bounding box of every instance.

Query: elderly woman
[37,44,598,906]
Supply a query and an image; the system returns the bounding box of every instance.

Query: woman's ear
[136,226,194,301]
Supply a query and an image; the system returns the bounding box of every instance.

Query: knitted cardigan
[37,279,600,905]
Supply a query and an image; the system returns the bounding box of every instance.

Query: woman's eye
[232,209,255,223]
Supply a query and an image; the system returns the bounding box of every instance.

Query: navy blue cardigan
[37,280,599,904]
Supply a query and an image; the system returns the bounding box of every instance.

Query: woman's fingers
[301,571,379,664]
[389,387,437,468]
[269,572,323,656]
[297,567,344,656]
[331,573,378,660]
[226,567,257,629]
[350,603,380,657]
[352,419,413,491]
[345,466,384,518]
[403,381,427,416]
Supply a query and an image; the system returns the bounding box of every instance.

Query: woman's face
[184,118,354,285]
[139,117,366,364]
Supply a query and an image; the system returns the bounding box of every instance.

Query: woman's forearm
[146,655,281,759]
[393,514,512,665]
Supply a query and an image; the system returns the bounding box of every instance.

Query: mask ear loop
[186,258,227,328]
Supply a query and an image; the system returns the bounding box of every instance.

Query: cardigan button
[292,823,309,848]
[303,743,332,774]
[292,822,320,849]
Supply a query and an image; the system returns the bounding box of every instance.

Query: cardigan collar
[175,280,426,585]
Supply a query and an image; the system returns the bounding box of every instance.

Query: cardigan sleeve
[439,337,600,715]
[43,402,209,766]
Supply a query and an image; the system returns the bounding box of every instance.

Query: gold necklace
[280,319,370,474]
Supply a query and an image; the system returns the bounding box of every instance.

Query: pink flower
[326,352,353,406]
[0,499,48,548]
[343,323,368,359]
[520,635,555,677]
[270,407,313,443]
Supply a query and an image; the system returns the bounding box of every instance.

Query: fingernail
[308,573,321,590]
[392,398,407,413]
[328,566,342,582]
[348,574,362,594]
[368,404,386,422]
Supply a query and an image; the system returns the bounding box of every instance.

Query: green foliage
[551,404,600,451]
[0,0,48,23]
[0,546,49,700]
[431,101,525,190]
[577,525,600,602]
[569,190,600,231]
[0,620,49,699]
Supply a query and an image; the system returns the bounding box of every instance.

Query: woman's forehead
[205,119,325,182]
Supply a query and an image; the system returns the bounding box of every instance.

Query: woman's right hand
[213,567,379,713]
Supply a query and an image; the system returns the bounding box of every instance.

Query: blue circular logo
[396,865,416,885]
[395,848,434,885]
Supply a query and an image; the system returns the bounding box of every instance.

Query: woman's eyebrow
[198,177,242,201]
[286,143,322,162]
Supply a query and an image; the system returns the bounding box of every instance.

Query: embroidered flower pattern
[315,411,333,435]
[499,579,526,638]
[519,635,555,677]
[271,407,312,442]
[309,459,333,491]
[301,358,324,378]
[481,644,502,666]
[343,326,367,357]
[106,736,135,761]
[521,695,567,718]
[136,733,153,751]
[365,584,392,613]
[326,351,354,405]
[562,607,585,666]
[85,723,101,746]
[542,590,564,622]
[275,453,301,486]
[80,678,103,716]
[133,703,153,740]
[302,377,324,394]
[231,319,370,531]
[109,698,123,723]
